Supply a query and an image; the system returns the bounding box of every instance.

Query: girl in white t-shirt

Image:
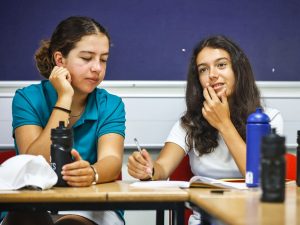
[127,35,283,225]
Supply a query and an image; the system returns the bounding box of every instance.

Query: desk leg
[171,203,185,225]
[156,210,164,225]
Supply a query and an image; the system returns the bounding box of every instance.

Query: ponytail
[34,40,55,78]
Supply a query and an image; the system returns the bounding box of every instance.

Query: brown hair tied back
[33,16,110,79]
[34,40,54,78]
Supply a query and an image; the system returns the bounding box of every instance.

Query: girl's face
[63,33,109,95]
[196,47,235,98]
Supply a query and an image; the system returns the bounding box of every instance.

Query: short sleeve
[12,90,42,133]
[97,96,126,138]
[165,120,188,154]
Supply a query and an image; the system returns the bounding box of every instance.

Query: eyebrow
[79,51,109,56]
[197,57,230,68]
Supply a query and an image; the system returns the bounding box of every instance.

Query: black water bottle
[297,130,300,186]
[260,128,286,202]
[50,121,73,187]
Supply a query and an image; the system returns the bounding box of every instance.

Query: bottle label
[51,162,56,171]
[246,171,253,184]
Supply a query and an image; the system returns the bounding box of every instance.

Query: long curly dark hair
[181,35,261,156]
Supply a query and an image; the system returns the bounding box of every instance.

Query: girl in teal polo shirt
[3,16,126,225]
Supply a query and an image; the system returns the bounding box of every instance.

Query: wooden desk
[188,182,300,225]
[0,181,188,225]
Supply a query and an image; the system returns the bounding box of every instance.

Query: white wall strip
[1,81,300,98]
[0,81,299,150]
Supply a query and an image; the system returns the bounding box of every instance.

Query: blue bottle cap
[247,108,270,124]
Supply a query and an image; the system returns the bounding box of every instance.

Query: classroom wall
[1,0,300,81]
[1,1,300,224]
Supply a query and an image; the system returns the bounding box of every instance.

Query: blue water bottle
[246,108,271,187]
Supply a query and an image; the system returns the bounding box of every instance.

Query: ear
[53,51,66,66]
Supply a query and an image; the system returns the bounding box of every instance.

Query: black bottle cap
[51,121,73,139]
[261,128,286,157]
[297,130,300,145]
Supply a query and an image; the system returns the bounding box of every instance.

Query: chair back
[0,149,16,164]
[169,155,193,225]
[285,153,296,180]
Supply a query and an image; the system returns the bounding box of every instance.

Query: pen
[133,138,142,153]
[133,138,153,179]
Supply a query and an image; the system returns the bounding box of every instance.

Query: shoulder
[12,81,48,130]
[13,82,44,105]
[94,88,125,116]
[94,88,124,106]
[171,120,185,133]
[14,82,43,98]
[92,88,126,137]
[166,120,188,153]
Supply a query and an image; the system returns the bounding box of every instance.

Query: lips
[86,78,99,83]
[211,83,224,90]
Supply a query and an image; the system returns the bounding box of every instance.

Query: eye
[198,67,208,74]
[217,62,227,69]
[81,57,92,61]
[100,58,108,63]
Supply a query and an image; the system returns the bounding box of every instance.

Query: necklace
[70,107,85,118]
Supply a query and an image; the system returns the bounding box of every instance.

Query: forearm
[24,110,70,161]
[151,142,186,181]
[93,155,123,183]
[152,161,169,180]
[219,121,246,176]
[22,98,71,161]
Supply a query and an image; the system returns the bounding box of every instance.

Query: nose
[208,67,218,79]
[91,61,101,73]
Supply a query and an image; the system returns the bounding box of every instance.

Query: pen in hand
[134,138,142,153]
[133,138,153,179]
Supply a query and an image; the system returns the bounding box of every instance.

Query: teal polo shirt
[12,80,126,161]
[11,80,126,222]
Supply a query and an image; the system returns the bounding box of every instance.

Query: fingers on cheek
[203,89,208,99]
[202,107,206,117]
[203,102,211,112]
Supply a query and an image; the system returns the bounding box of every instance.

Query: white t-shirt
[166,107,283,179]
[166,107,283,225]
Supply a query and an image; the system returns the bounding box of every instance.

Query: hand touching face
[196,47,235,130]
[196,47,235,99]
[49,66,74,99]
[61,34,109,95]
[202,84,231,131]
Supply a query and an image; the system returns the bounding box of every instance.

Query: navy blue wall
[0,0,299,81]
